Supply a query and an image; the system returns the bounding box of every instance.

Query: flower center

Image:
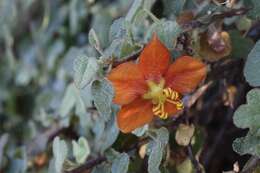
[143,79,184,119]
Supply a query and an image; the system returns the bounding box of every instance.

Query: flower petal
[165,56,207,94]
[108,62,147,105]
[165,102,181,117]
[139,33,171,81]
[117,98,153,133]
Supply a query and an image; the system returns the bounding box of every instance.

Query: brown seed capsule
[199,31,232,62]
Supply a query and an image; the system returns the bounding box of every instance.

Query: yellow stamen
[166,99,184,110]
[143,83,184,119]
[144,86,184,119]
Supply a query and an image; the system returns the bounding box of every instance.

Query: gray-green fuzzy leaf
[89,28,101,49]
[92,163,111,173]
[94,106,119,153]
[72,137,90,164]
[59,83,77,117]
[233,131,260,156]
[91,79,114,121]
[132,124,148,137]
[148,127,169,173]
[111,153,129,173]
[162,0,186,16]
[109,17,128,41]
[244,40,260,87]
[247,0,260,20]
[74,56,99,89]
[53,137,68,173]
[147,20,181,49]
[233,89,260,130]
[125,0,144,22]
[233,89,260,156]
[229,30,254,59]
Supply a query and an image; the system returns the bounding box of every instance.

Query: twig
[183,7,251,32]
[240,156,260,173]
[65,156,107,173]
[111,45,143,67]
[26,124,63,157]
[187,144,202,173]
[211,7,251,20]
[186,82,213,108]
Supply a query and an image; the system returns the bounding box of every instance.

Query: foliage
[233,89,260,156]
[244,40,260,87]
[0,0,260,173]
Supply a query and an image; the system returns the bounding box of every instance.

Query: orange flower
[108,34,207,133]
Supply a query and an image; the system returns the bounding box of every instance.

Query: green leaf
[156,127,170,145]
[229,30,254,59]
[91,11,113,47]
[53,137,68,173]
[148,127,169,173]
[233,89,260,156]
[47,39,65,70]
[119,40,141,58]
[162,0,186,16]
[69,0,78,35]
[7,147,27,173]
[72,137,90,164]
[94,106,119,153]
[132,124,148,137]
[106,17,143,60]
[59,82,89,128]
[104,149,120,161]
[175,124,195,146]
[111,153,129,173]
[246,0,260,20]
[176,159,193,173]
[89,28,101,49]
[125,0,144,22]
[133,9,148,25]
[147,20,181,49]
[233,89,260,130]
[236,16,252,32]
[92,163,111,173]
[104,39,141,60]
[109,17,128,41]
[73,56,99,89]
[48,158,56,173]
[75,89,92,129]
[244,40,260,87]
[59,83,77,117]
[233,131,260,156]
[69,0,87,35]
[148,141,164,173]
[91,79,114,121]
[144,0,156,10]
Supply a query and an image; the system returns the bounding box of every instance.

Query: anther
[163,88,180,101]
[152,87,184,120]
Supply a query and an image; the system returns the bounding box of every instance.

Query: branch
[187,144,202,173]
[65,156,107,173]
[183,7,251,31]
[26,124,63,157]
[240,156,260,173]
[211,7,251,20]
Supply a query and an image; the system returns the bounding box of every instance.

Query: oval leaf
[72,137,90,164]
[244,40,260,87]
[74,56,99,89]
